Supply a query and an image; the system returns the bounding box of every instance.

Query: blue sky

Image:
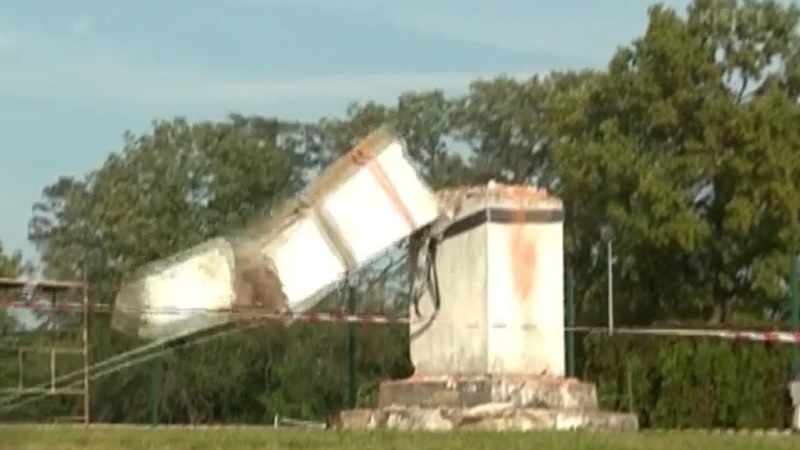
[0,0,693,261]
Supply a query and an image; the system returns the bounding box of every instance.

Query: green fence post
[346,284,357,408]
[791,256,799,378]
[565,270,576,378]
[148,356,162,426]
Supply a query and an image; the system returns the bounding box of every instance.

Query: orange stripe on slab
[351,141,417,231]
[498,184,536,301]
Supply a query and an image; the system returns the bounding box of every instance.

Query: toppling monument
[111,128,441,341]
[108,124,638,431]
[340,183,639,431]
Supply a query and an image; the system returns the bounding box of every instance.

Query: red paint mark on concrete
[352,142,417,231]
[439,182,556,302]
[507,186,537,301]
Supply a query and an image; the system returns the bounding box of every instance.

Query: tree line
[2,0,800,428]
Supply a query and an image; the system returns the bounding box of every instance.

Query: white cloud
[383,0,694,64]
[0,27,545,109]
[68,17,94,36]
[190,70,541,104]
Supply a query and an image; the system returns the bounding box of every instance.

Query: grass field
[0,426,797,450]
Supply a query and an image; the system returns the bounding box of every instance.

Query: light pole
[600,225,615,335]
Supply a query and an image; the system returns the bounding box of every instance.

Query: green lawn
[0,425,796,450]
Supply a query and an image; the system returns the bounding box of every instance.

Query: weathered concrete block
[338,405,638,432]
[378,376,598,410]
[410,183,565,377]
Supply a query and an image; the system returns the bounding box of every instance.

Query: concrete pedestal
[344,375,637,431]
[338,183,638,431]
[378,376,597,410]
[409,184,565,377]
[340,404,637,431]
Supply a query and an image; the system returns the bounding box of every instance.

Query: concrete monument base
[338,375,638,431]
[339,405,637,431]
[337,183,638,432]
[378,375,599,410]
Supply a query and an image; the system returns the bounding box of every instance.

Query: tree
[0,240,22,336]
[0,240,30,404]
[0,240,34,332]
[451,72,595,187]
[541,0,800,323]
[27,115,310,422]
[30,116,305,299]
[0,240,28,278]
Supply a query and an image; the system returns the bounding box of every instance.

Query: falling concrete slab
[111,127,441,341]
